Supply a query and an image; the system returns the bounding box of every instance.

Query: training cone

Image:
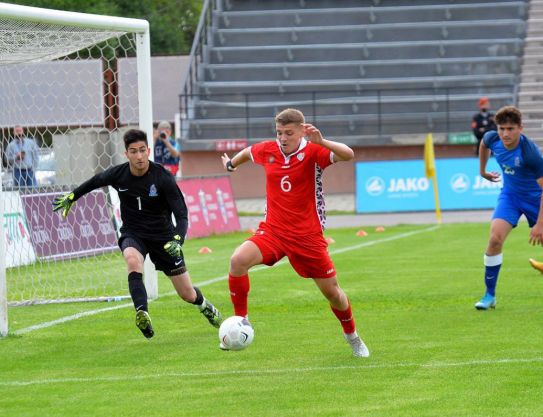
[356,230,368,237]
[375,226,386,232]
[198,246,212,254]
[247,227,256,234]
[325,237,335,244]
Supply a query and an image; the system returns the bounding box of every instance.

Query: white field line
[11,225,438,336]
[1,356,542,387]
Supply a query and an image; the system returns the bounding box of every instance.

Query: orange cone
[247,227,256,234]
[356,230,368,237]
[375,226,385,232]
[198,246,212,254]
[325,237,335,244]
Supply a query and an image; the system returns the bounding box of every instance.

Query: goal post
[0,3,156,336]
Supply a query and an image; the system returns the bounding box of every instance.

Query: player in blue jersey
[475,106,543,310]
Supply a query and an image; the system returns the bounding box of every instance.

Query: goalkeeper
[52,129,222,339]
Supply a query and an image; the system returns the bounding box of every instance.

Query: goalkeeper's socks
[331,302,356,334]
[228,273,250,317]
[128,272,148,312]
[484,253,502,297]
[192,286,205,309]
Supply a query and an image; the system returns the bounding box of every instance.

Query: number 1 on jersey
[136,196,142,210]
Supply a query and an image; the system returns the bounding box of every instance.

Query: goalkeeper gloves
[164,235,184,257]
[52,192,75,217]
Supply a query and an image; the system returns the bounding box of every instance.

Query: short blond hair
[275,108,305,125]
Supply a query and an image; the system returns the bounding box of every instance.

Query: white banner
[3,191,36,268]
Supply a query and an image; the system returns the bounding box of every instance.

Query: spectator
[5,125,39,187]
[472,97,497,156]
[154,121,181,176]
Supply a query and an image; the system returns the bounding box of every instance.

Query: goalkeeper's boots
[474,293,496,310]
[344,332,370,358]
[199,299,223,328]
[529,258,543,274]
[135,310,154,339]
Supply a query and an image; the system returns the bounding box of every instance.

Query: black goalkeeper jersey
[72,161,188,241]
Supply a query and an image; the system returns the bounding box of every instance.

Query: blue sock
[484,254,503,297]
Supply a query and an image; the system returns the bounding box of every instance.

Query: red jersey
[250,139,334,236]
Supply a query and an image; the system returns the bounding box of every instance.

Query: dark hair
[495,106,522,126]
[123,129,148,150]
[275,108,305,125]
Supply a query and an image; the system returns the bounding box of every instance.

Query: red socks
[228,273,250,317]
[331,303,356,334]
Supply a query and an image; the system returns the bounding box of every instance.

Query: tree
[3,0,202,55]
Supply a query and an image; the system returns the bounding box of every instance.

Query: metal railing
[179,85,516,142]
[180,0,216,119]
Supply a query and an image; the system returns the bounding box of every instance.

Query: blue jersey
[483,131,543,199]
[154,136,181,175]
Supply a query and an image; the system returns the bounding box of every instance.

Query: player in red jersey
[221,108,369,357]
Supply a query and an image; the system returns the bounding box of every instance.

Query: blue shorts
[492,192,540,227]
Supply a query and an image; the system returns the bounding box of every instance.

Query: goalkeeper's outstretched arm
[52,171,110,217]
[221,147,252,172]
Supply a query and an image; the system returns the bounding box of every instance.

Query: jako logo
[450,173,470,193]
[365,176,385,196]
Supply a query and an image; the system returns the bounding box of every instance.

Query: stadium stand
[180,0,529,146]
[518,0,543,144]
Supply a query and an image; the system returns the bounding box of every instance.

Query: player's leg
[151,242,223,328]
[287,236,369,357]
[169,270,223,328]
[313,277,369,358]
[518,197,543,273]
[120,236,154,338]
[476,218,513,310]
[228,240,265,317]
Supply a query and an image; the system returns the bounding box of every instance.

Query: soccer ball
[219,316,254,351]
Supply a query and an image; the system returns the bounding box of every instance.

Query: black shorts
[118,233,187,276]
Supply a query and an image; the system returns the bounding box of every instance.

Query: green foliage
[2,223,543,416]
[3,0,202,55]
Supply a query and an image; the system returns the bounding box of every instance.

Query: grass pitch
[1,222,543,417]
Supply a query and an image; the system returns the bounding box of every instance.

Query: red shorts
[248,222,336,279]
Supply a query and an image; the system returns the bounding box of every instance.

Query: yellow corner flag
[424,133,442,224]
[424,133,436,179]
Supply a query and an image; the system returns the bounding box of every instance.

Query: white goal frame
[0,2,157,337]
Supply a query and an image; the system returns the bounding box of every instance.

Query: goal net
[0,3,155,336]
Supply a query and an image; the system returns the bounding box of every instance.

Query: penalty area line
[1,356,541,387]
[11,225,438,336]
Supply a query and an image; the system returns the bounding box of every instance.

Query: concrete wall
[181,144,475,199]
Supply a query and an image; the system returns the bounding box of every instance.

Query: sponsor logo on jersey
[268,156,275,164]
[149,184,158,197]
[297,152,305,161]
[514,156,521,167]
[502,164,515,175]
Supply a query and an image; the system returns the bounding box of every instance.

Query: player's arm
[52,170,111,217]
[163,176,189,257]
[529,177,543,246]
[303,123,354,162]
[221,147,252,172]
[479,138,500,182]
